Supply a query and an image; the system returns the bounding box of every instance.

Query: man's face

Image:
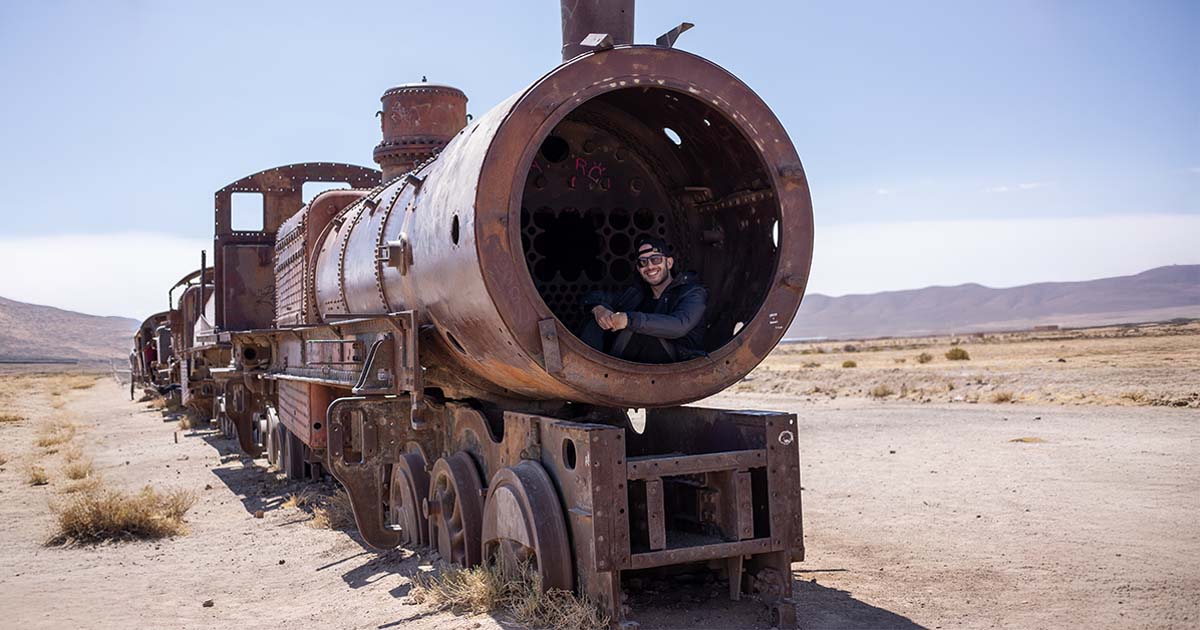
[636,245,673,287]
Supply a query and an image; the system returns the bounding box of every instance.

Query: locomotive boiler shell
[311,45,814,408]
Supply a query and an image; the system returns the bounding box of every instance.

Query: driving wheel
[481,460,573,591]
[427,451,484,567]
[389,450,430,547]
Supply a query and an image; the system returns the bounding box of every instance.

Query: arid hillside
[0,296,137,364]
[789,264,1200,340]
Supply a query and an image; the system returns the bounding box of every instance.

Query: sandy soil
[743,321,1200,408]
[0,351,1196,629]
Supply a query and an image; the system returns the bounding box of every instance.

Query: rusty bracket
[655,22,694,48]
[326,397,412,550]
[538,318,563,375]
[378,236,412,275]
[225,383,264,457]
[777,163,805,182]
[352,336,395,393]
[580,32,614,52]
[383,311,429,429]
[781,274,805,291]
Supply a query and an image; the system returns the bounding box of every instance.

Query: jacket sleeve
[625,285,707,339]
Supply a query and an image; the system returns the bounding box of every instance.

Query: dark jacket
[582,272,708,361]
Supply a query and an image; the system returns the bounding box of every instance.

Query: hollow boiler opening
[520,87,781,358]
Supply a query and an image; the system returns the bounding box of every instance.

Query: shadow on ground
[793,571,926,630]
[193,427,312,516]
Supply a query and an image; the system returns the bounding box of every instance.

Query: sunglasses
[636,254,665,268]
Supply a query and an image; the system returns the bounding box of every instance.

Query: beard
[642,268,671,287]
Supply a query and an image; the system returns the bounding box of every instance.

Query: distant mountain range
[2,265,1198,361]
[787,265,1200,340]
[0,296,138,364]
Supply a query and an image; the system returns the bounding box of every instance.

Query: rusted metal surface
[389,451,431,547]
[312,396,800,624]
[428,451,485,567]
[213,163,379,331]
[139,3,813,626]
[481,460,574,590]
[560,0,635,61]
[305,45,812,409]
[626,449,767,479]
[374,83,468,182]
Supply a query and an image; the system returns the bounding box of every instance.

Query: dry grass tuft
[35,419,77,448]
[0,413,25,424]
[66,376,98,390]
[147,397,167,410]
[411,558,608,630]
[60,476,103,495]
[841,360,857,368]
[0,451,8,466]
[1009,437,1046,444]
[27,465,50,486]
[945,347,971,361]
[1119,390,1149,404]
[869,384,895,398]
[283,488,318,509]
[916,352,933,364]
[990,391,1015,404]
[177,415,194,431]
[309,489,356,530]
[47,485,198,545]
[63,458,93,481]
[61,444,85,461]
[801,361,821,368]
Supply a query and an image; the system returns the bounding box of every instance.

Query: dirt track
[0,374,1196,629]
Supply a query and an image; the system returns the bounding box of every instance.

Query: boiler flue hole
[540,135,570,163]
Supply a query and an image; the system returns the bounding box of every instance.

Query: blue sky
[0,1,1197,317]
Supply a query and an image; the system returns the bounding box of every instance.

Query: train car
[165,266,227,424]
[142,2,814,625]
[131,311,171,398]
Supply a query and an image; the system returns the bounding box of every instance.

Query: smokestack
[560,0,634,62]
[373,82,468,182]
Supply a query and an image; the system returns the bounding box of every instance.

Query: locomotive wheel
[389,451,430,547]
[267,423,283,468]
[481,461,573,591]
[427,452,484,567]
[283,426,306,480]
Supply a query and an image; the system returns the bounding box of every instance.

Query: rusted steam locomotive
[136,1,813,625]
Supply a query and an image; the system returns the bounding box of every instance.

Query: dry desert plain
[0,321,1196,629]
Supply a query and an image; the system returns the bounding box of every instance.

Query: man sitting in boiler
[579,237,707,363]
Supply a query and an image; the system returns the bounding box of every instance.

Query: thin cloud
[1187,167,1200,174]
[986,182,1048,193]
[875,187,895,196]
[806,214,1200,297]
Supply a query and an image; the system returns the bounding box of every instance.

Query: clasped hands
[592,305,629,331]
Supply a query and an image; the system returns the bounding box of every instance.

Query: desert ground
[0,324,1196,630]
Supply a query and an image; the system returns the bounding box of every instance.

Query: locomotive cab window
[230,192,265,232]
[519,87,781,360]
